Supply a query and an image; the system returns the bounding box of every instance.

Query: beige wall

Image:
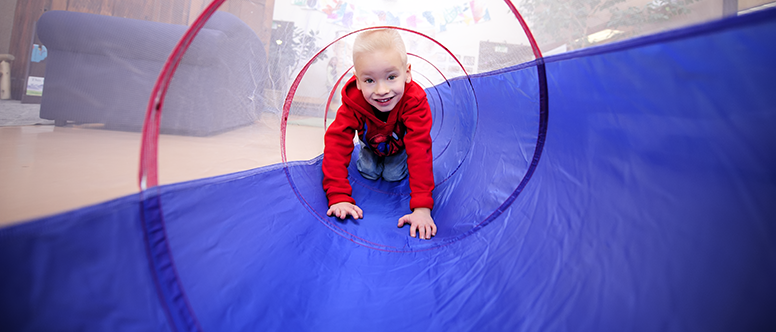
[740,0,775,10]
[0,0,18,54]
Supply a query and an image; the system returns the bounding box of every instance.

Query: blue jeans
[356,143,408,182]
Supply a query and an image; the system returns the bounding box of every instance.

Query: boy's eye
[388,75,396,80]
[364,78,374,83]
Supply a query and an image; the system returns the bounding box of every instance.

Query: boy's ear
[354,74,362,90]
[405,63,412,83]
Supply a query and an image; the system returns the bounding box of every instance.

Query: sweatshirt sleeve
[322,105,360,207]
[402,94,435,211]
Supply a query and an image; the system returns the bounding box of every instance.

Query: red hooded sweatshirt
[323,76,434,211]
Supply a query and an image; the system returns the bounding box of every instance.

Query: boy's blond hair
[352,29,408,67]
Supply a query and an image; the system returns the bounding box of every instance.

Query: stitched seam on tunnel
[139,195,179,331]
[452,60,549,243]
[136,1,230,329]
[140,193,206,331]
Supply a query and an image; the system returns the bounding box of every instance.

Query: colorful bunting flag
[291,0,490,32]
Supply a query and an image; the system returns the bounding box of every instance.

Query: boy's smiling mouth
[375,96,394,104]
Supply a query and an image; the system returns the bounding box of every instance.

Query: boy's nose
[376,81,389,95]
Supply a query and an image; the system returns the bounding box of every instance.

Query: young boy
[322,29,437,240]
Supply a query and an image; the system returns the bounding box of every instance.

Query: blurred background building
[2,0,774,103]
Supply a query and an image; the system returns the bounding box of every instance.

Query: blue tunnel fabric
[141,193,202,332]
[2,9,776,331]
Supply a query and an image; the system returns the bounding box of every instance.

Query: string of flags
[291,0,491,32]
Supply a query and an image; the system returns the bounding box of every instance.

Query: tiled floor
[0,104,325,227]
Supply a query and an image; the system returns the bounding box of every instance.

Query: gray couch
[37,10,267,136]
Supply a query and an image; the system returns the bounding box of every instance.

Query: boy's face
[354,49,412,113]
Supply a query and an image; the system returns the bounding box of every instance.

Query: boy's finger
[425,225,431,239]
[356,206,363,218]
[410,224,417,238]
[419,225,426,239]
[432,224,437,236]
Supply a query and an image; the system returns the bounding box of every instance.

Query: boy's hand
[327,202,363,220]
[398,208,437,240]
